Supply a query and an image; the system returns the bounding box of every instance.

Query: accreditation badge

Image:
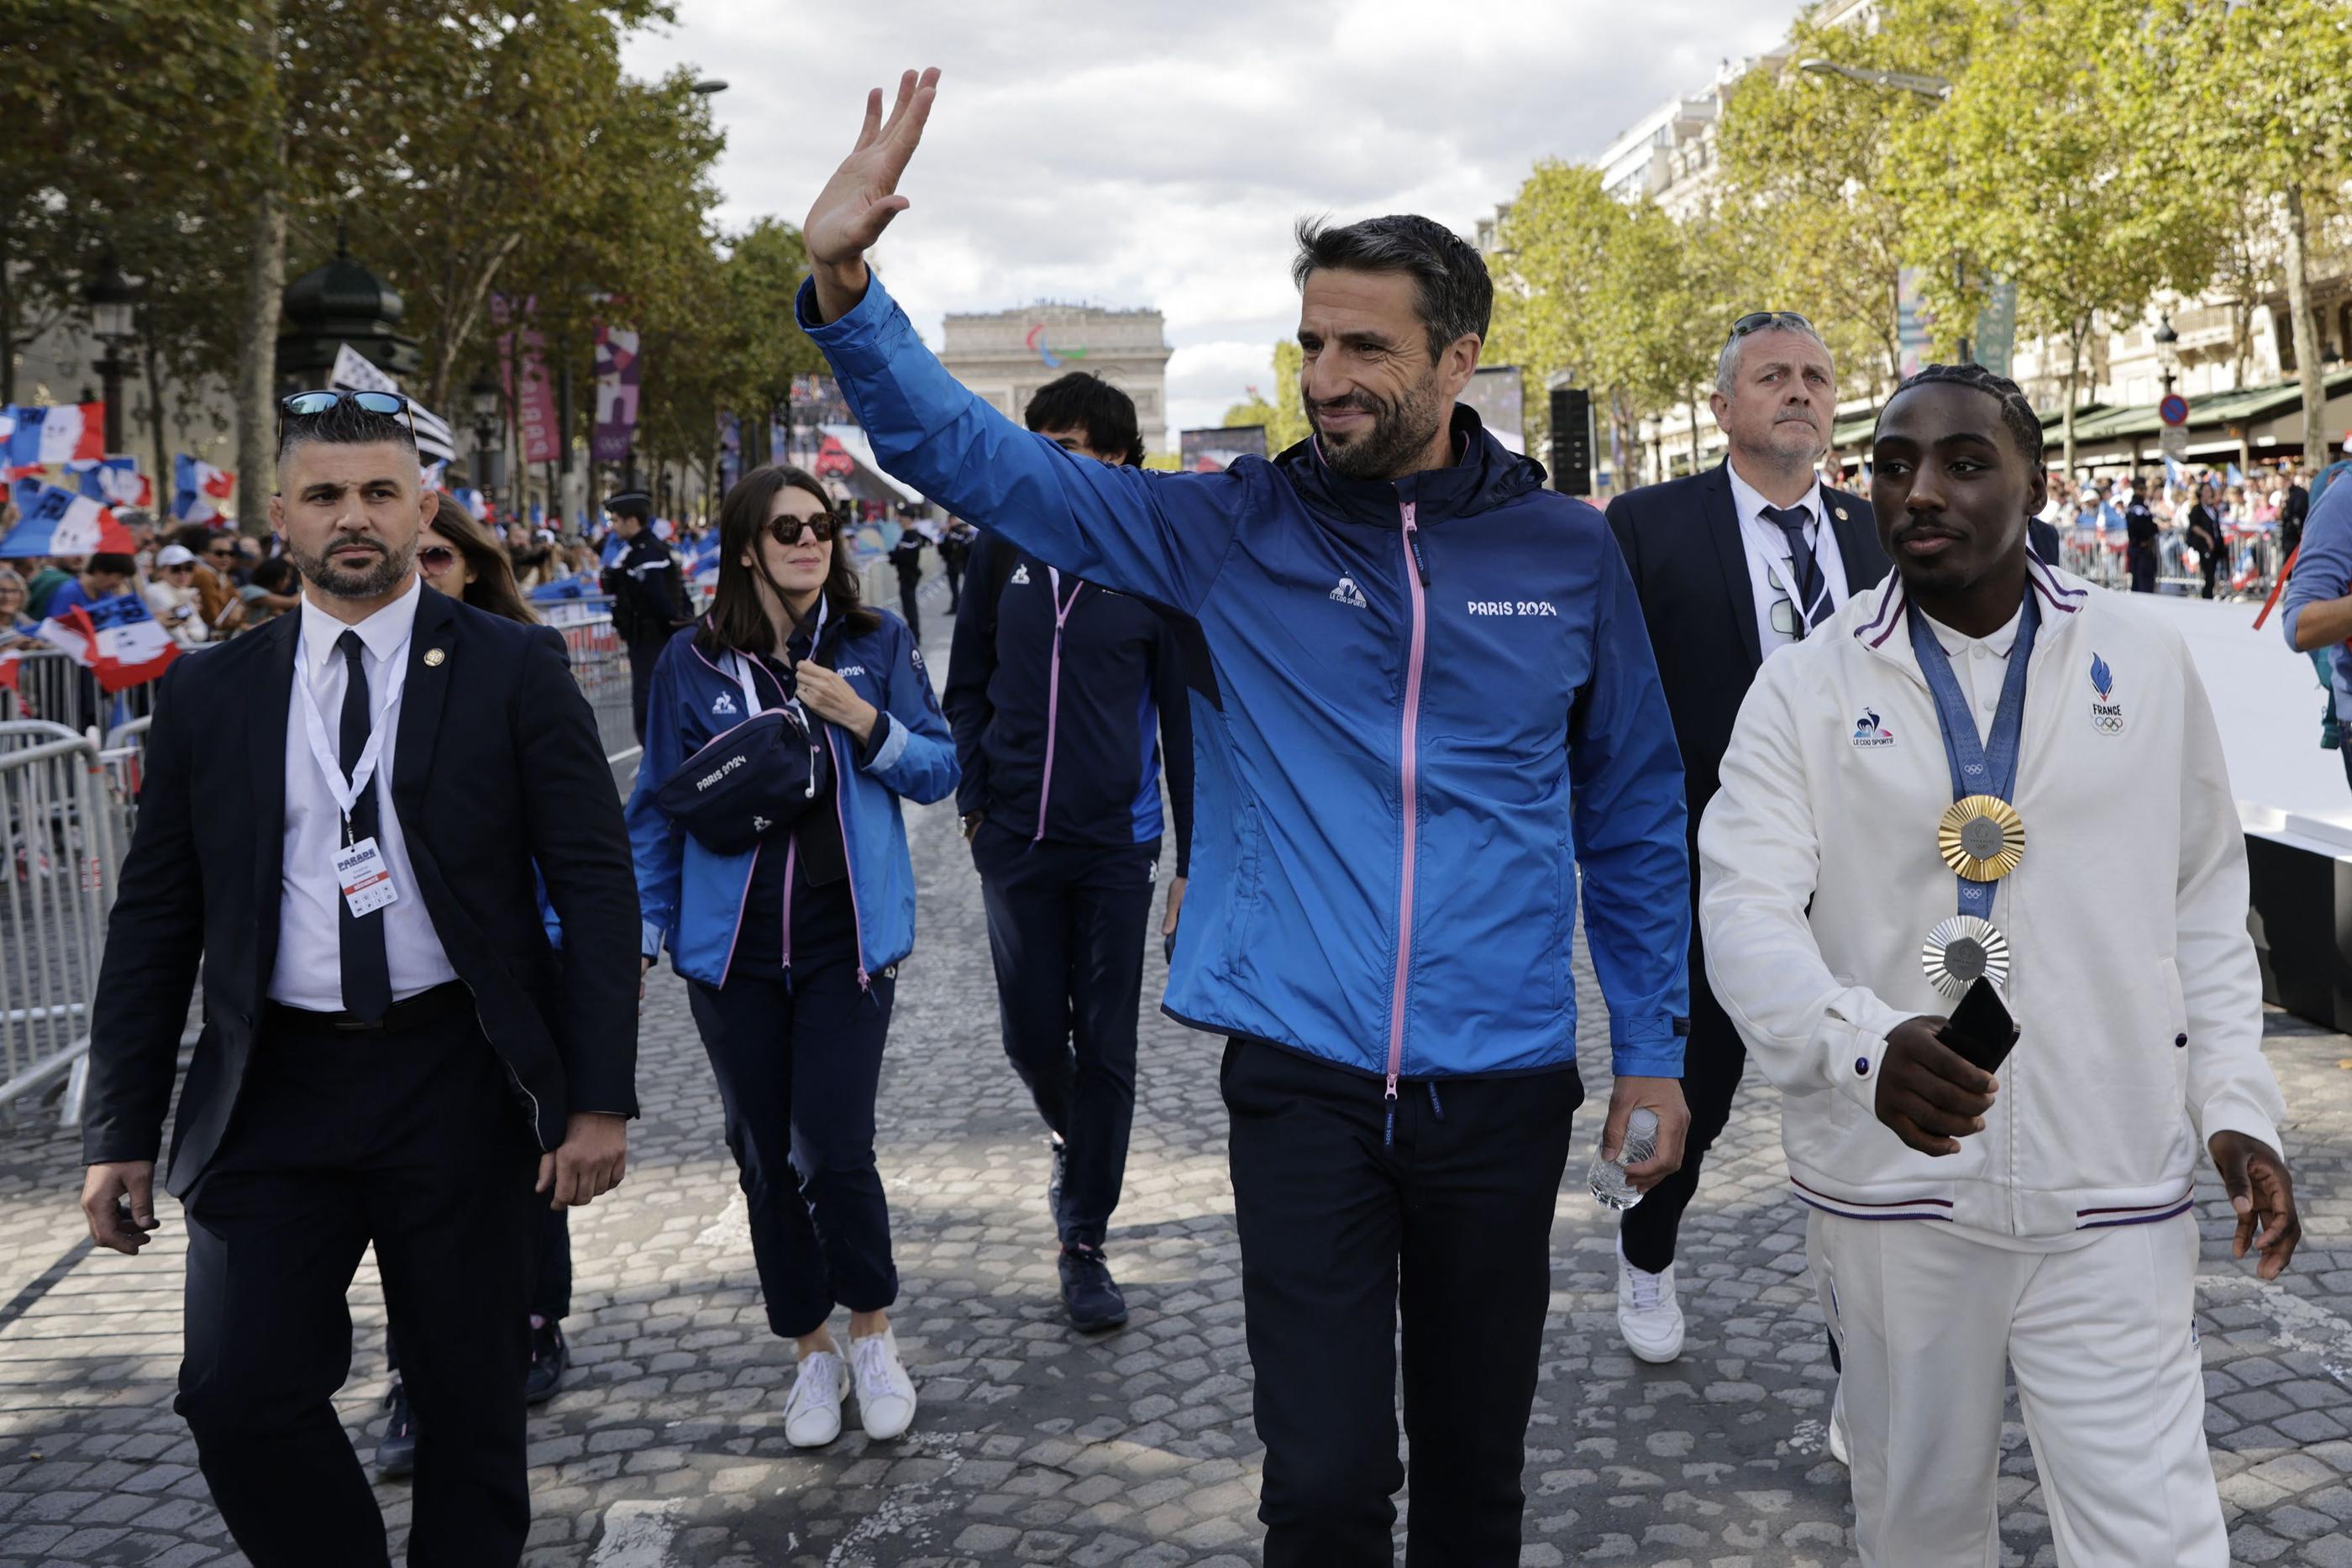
[1921,915,2009,999]
[1936,795,2025,882]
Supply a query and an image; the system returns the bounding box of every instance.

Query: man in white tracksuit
[1699,363,2301,1566]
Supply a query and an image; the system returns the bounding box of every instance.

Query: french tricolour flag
[173,454,236,525]
[0,483,139,559]
[4,403,106,466]
[70,455,153,511]
[36,595,180,692]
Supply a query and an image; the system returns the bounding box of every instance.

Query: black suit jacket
[82,586,640,1196]
[1604,463,1891,843]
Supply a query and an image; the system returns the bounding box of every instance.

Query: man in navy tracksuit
[945,371,1195,1333]
[797,71,1689,1565]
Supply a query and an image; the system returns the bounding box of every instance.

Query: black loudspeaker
[1549,386,1593,496]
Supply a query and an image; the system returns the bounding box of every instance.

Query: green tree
[2173,0,2352,469]
[1483,161,1638,476]
[1714,0,1975,399]
[1221,340,1309,454]
[1891,0,2225,473]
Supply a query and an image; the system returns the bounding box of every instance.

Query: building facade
[937,302,1173,457]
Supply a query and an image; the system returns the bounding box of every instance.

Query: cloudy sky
[622,1,1798,437]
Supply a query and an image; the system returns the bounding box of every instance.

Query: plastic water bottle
[1588,1108,1660,1211]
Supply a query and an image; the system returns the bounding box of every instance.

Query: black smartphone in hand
[1940,976,2019,1074]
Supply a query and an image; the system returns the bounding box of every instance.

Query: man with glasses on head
[77,387,640,1566]
[1604,310,1889,1379]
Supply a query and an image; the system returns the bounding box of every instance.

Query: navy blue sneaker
[524,1319,568,1405]
[376,1382,417,1479]
[1059,1244,1129,1333]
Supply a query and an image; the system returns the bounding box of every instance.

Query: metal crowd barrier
[0,722,120,1124]
[0,650,156,733]
[554,611,643,791]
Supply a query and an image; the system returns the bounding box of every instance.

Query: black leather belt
[263,980,474,1036]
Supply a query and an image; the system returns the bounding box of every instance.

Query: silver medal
[1921,915,2011,999]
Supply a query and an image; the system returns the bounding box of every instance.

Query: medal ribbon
[1907,590,2040,920]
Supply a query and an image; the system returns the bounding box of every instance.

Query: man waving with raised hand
[797,71,1693,1565]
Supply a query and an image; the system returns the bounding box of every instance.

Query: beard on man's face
[291,532,413,599]
[1310,369,1449,481]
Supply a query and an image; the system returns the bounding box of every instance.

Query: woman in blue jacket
[627,464,957,1450]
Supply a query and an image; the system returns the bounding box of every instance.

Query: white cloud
[623,0,1797,436]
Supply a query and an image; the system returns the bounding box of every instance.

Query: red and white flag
[36,595,180,693]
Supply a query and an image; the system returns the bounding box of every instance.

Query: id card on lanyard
[296,632,411,919]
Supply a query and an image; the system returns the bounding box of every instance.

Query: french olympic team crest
[2089,653,2124,736]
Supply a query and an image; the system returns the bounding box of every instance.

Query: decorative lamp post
[83,257,143,454]
[2154,314,2181,399]
[469,374,501,511]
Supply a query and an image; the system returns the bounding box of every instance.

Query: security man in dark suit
[1604,312,1892,1369]
[78,391,639,1567]
[601,489,693,741]
[2125,475,2161,592]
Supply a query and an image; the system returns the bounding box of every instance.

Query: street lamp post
[82,257,143,454]
[469,374,501,514]
[1796,59,1972,364]
[2153,314,2181,399]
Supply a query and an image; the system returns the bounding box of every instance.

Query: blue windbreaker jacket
[627,612,959,987]
[802,274,1688,1084]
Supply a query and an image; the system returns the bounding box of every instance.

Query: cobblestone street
[2,603,2350,1566]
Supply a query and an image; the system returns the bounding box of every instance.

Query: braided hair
[1877,362,2044,469]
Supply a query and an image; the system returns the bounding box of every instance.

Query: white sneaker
[1828,1384,1851,1466]
[850,1328,917,1440]
[1615,1241,1686,1364]
[783,1346,849,1448]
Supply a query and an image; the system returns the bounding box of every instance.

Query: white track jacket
[1698,557,2285,1240]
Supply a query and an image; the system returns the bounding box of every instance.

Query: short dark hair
[87,552,136,578]
[1291,214,1493,361]
[277,395,416,469]
[1024,372,1145,466]
[1878,362,2044,469]
[251,556,299,594]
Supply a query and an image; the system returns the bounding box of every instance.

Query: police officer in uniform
[2124,475,2160,593]
[601,490,693,741]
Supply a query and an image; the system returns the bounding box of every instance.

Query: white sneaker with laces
[850,1328,918,1440]
[1615,1240,1686,1364]
[783,1346,849,1448]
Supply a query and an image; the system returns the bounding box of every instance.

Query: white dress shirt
[1726,462,1853,659]
[1924,603,2025,748]
[268,579,459,1010]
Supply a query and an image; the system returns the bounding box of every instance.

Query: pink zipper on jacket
[1032,569,1085,845]
[777,836,799,978]
[1385,502,1431,1143]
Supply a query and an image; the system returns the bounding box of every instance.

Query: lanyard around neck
[728,594,827,717]
[1908,591,2040,919]
[295,624,411,823]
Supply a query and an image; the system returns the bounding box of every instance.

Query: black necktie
[336,629,392,1022]
[1762,504,1831,629]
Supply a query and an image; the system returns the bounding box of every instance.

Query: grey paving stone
[0,594,2346,1563]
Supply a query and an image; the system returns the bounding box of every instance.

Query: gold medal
[1921,915,2011,999]
[1937,795,2025,882]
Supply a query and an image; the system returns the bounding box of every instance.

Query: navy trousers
[1222,1038,1582,1567]
[687,962,898,1338]
[177,1008,538,1567]
[973,823,1156,1249]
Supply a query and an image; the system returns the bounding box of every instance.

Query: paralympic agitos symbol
[1026,323,1089,368]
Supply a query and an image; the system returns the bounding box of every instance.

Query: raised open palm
[806,68,941,281]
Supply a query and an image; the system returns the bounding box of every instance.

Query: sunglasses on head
[276,389,419,445]
[764,514,839,545]
[1727,311,1815,342]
